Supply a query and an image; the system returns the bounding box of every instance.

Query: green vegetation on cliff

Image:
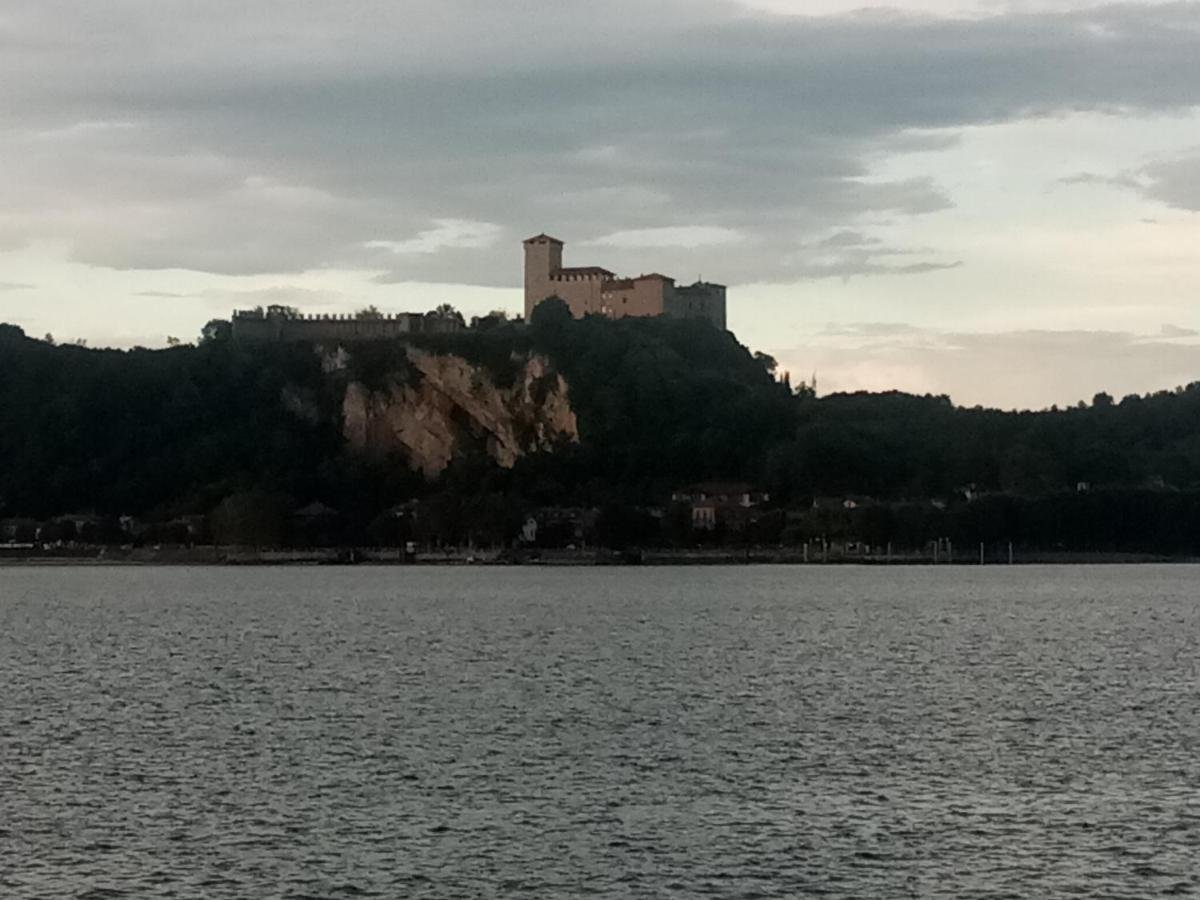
[5,313,1200,552]
[0,322,396,521]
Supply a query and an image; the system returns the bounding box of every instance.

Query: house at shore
[672,482,770,531]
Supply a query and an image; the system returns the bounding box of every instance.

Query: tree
[38,520,76,544]
[430,303,465,327]
[210,491,289,546]
[471,309,509,331]
[355,305,384,319]
[753,351,778,375]
[594,503,657,549]
[529,296,573,341]
[200,319,232,344]
[794,379,816,400]
[9,520,37,543]
[365,507,415,547]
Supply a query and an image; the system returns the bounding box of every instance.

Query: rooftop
[676,482,760,497]
[524,233,564,245]
[552,266,615,278]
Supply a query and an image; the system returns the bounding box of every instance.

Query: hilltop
[4,309,1200,554]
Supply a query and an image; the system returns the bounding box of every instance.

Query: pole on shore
[933,540,939,564]
[980,542,985,565]
[1008,542,1014,565]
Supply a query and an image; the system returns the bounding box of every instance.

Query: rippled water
[2,565,1200,898]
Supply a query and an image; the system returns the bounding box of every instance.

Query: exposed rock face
[342,348,578,478]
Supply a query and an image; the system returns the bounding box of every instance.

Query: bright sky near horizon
[2,0,1199,409]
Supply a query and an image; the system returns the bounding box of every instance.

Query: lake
[2,565,1198,897]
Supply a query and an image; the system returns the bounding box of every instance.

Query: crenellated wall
[231,310,461,343]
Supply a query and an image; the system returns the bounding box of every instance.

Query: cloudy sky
[1,0,1199,408]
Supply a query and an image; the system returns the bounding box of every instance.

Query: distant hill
[5,313,1200,552]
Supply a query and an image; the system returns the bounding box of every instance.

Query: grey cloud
[1158,323,1198,338]
[2,2,1199,284]
[817,231,882,248]
[1139,151,1200,211]
[1059,171,1142,189]
[134,290,191,299]
[0,281,36,291]
[819,321,927,337]
[1063,147,1200,211]
[785,231,959,280]
[194,285,347,311]
[790,259,963,280]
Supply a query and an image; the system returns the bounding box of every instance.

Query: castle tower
[524,233,563,321]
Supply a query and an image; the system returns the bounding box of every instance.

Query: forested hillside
[5,310,1200,551]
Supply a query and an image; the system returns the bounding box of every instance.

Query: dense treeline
[4,312,1200,552]
[779,491,1200,555]
[0,322,405,521]
[514,299,797,504]
[769,388,1200,501]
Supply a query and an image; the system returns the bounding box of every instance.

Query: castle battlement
[231,305,462,343]
[234,310,429,323]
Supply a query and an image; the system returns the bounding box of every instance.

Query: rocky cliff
[342,348,578,478]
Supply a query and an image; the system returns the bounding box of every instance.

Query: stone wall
[523,235,563,320]
[600,275,670,319]
[547,271,608,318]
[668,282,727,330]
[232,311,460,343]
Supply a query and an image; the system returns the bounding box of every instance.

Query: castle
[230,234,728,342]
[524,234,726,329]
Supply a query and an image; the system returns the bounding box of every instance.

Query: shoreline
[2,547,1197,567]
